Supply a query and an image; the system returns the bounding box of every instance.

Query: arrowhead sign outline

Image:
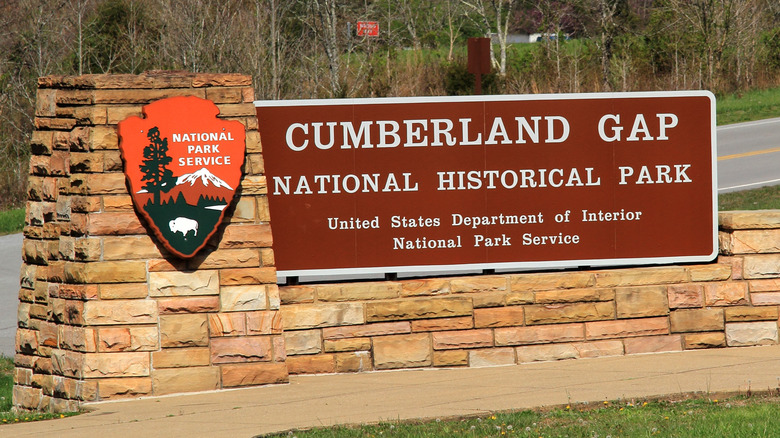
[117,96,246,258]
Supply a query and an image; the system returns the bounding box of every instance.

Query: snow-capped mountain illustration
[176,167,234,190]
[156,167,235,206]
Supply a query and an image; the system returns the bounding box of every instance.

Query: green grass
[717,86,780,125]
[0,208,24,236]
[0,356,79,424]
[719,185,780,211]
[0,356,12,413]
[264,394,780,438]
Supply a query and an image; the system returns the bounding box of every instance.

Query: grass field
[265,393,780,438]
[716,86,780,125]
[0,356,79,424]
[0,357,12,413]
[0,208,24,236]
[719,185,780,211]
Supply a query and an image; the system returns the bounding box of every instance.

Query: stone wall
[279,211,780,374]
[14,72,286,412]
[15,71,780,413]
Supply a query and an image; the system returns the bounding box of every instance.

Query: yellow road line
[719,146,780,161]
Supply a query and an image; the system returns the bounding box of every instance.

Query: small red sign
[118,96,246,258]
[357,21,379,37]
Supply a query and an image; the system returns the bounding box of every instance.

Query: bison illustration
[169,217,198,238]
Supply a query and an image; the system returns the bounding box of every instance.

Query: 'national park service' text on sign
[256,92,717,277]
[118,96,246,258]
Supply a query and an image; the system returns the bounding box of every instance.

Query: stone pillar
[14,72,286,413]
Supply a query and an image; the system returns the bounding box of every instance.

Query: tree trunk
[601,32,612,91]
[311,0,341,97]
[270,0,279,99]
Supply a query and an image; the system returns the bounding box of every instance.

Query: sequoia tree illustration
[140,126,177,205]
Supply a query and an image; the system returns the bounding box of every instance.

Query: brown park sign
[255,92,717,277]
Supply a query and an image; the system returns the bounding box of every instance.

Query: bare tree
[573,0,629,91]
[66,0,94,75]
[267,0,283,98]
[393,0,442,50]
[523,0,579,90]
[307,0,343,97]
[461,0,517,76]
[727,0,765,88]
[0,0,72,206]
[155,0,243,73]
[397,0,422,49]
[442,0,467,61]
[662,0,750,89]
[125,0,147,74]
[245,0,308,99]
[595,0,621,91]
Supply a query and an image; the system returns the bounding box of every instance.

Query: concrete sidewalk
[4,345,780,438]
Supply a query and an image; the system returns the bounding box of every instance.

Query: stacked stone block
[14,72,286,413]
[280,210,780,374]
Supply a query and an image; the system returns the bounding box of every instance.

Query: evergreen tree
[140,126,176,205]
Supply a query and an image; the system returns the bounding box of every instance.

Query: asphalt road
[717,117,780,192]
[0,233,22,358]
[0,117,778,357]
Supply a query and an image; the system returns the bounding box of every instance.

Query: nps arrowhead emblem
[118,96,246,258]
